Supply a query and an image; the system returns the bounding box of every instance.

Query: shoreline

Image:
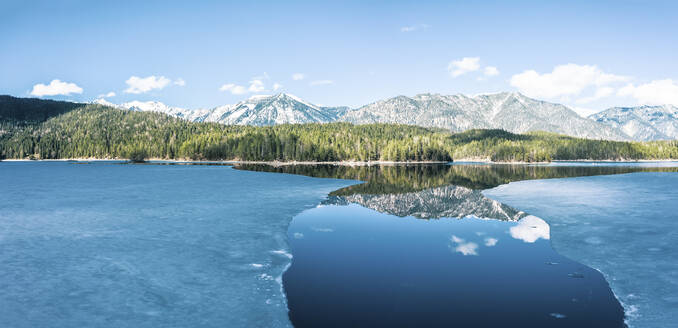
[3,158,678,165]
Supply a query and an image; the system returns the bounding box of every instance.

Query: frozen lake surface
[486,171,678,327]
[0,161,354,328]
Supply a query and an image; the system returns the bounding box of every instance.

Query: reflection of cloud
[510,215,550,243]
[311,227,334,232]
[450,235,478,256]
[293,232,304,239]
[484,238,498,246]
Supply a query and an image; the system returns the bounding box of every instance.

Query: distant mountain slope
[94,99,210,122]
[340,92,630,140]
[589,105,678,141]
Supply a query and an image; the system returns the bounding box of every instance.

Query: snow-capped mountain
[340,92,630,140]
[93,98,210,121]
[589,105,678,141]
[200,93,348,125]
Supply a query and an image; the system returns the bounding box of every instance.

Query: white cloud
[484,238,498,247]
[484,66,500,77]
[617,79,678,106]
[448,57,480,77]
[30,79,83,97]
[124,75,172,94]
[450,235,479,256]
[292,73,305,81]
[219,78,281,95]
[248,79,265,93]
[576,86,615,104]
[97,91,116,98]
[219,83,247,95]
[400,24,430,32]
[174,78,186,86]
[310,80,334,86]
[510,216,550,243]
[510,64,629,99]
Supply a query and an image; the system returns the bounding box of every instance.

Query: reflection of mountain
[235,163,677,222]
[325,185,525,221]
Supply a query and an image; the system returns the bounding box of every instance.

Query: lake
[1,161,677,327]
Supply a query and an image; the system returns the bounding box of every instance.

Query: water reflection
[286,205,624,327]
[450,235,479,256]
[235,162,678,192]
[325,185,525,220]
[236,162,678,222]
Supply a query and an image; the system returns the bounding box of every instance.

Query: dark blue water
[284,205,623,327]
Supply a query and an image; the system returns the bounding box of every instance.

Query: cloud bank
[510,64,628,100]
[618,79,678,106]
[30,79,83,97]
[124,76,173,94]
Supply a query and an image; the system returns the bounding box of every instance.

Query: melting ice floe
[509,215,550,243]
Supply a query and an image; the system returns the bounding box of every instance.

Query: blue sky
[2,0,677,114]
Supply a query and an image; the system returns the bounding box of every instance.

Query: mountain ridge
[92,92,674,141]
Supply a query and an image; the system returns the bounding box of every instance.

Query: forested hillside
[1,96,677,162]
[0,96,82,122]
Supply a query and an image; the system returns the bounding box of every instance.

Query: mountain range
[95,93,348,125]
[589,105,678,141]
[95,92,678,141]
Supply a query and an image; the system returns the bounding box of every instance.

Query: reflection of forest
[235,163,678,194]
